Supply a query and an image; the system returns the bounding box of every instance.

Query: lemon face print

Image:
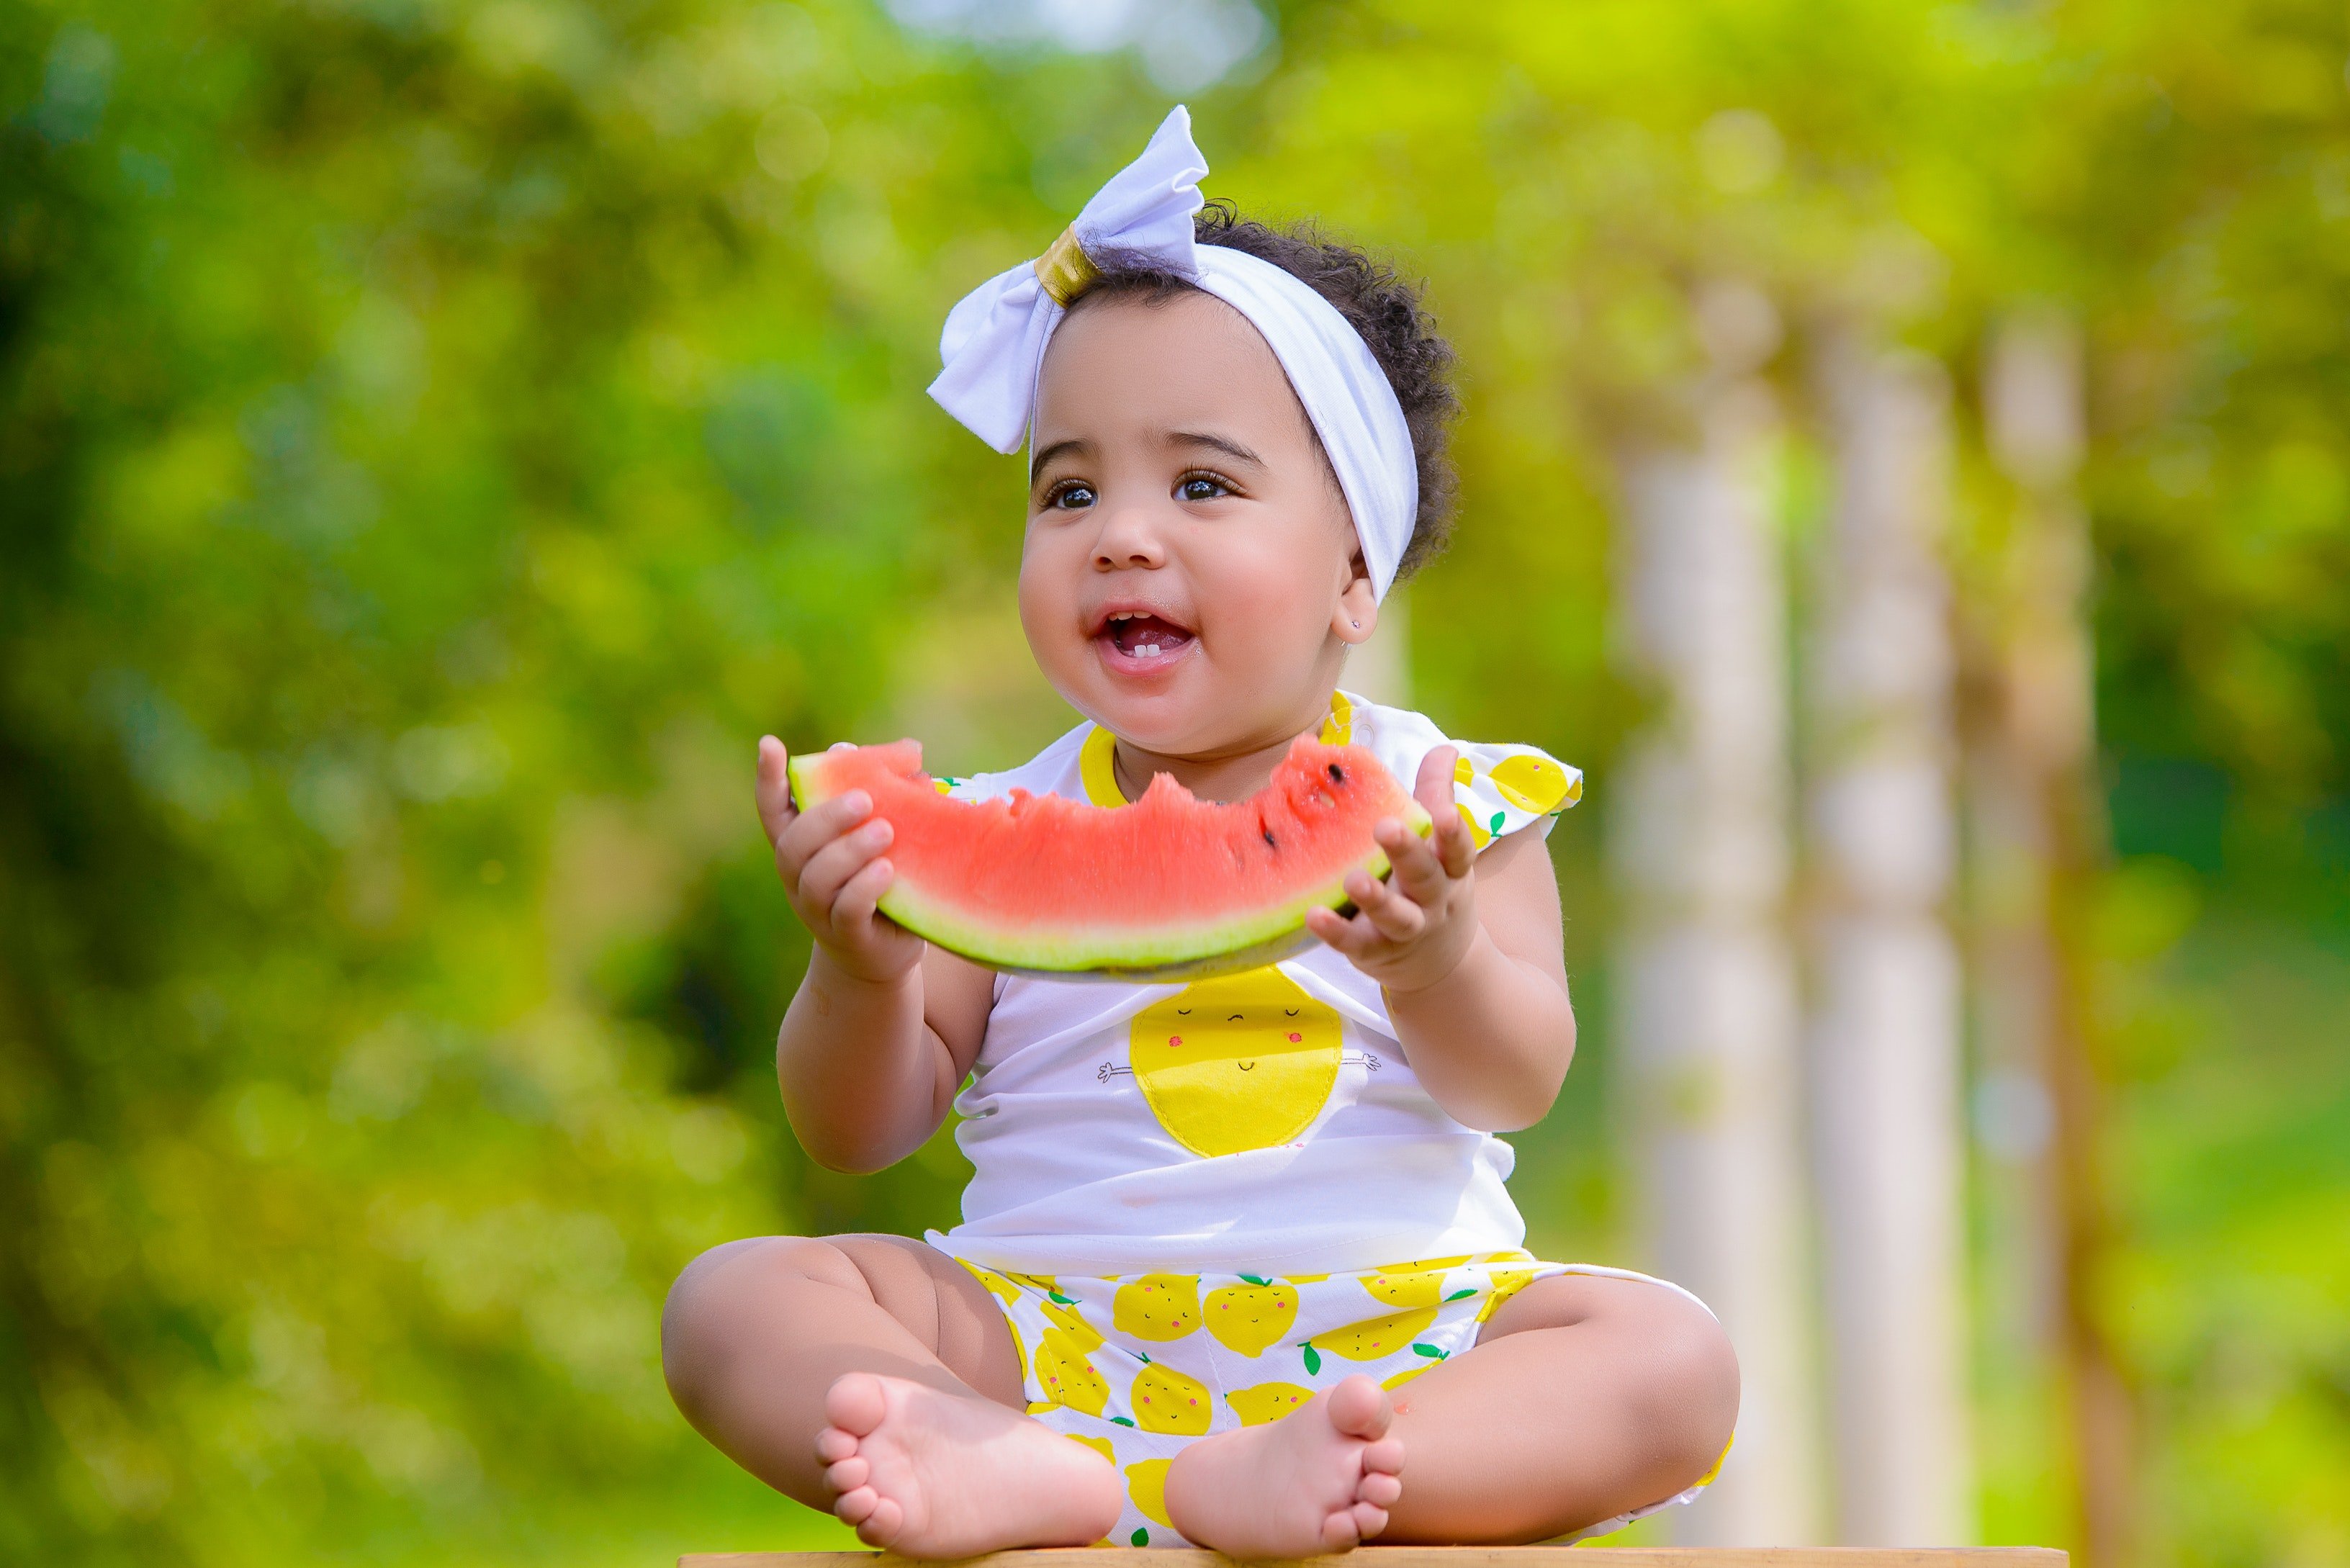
[1065,1432,1117,1468]
[1382,1361,1438,1393]
[1125,1458,1174,1527]
[1130,1356,1212,1435]
[959,1262,1021,1305]
[1111,1274,1200,1341]
[1490,752,1579,814]
[1227,1381,1313,1425]
[1035,1327,1109,1415]
[1130,968,1342,1158]
[1204,1276,1300,1355]
[1042,1297,1104,1349]
[1361,1256,1470,1308]
[1306,1306,1439,1363]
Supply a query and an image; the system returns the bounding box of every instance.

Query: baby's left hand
[1305,745,1480,994]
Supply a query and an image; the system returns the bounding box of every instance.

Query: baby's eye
[1045,481,1097,510]
[1176,474,1231,503]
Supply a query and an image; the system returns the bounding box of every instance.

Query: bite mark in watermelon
[787,734,1433,981]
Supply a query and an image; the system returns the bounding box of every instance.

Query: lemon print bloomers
[950,1256,1722,1548]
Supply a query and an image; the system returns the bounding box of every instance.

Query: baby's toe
[815,1426,858,1464]
[1363,1434,1405,1475]
[1325,1374,1392,1439]
[1349,1499,1390,1541]
[834,1484,879,1526]
[1359,1468,1403,1508]
[824,1371,888,1436]
[1320,1508,1365,1552]
[853,1495,904,1547]
[824,1455,870,1495]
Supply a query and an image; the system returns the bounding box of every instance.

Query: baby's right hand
[756,735,925,985]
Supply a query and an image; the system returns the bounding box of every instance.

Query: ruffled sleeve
[1322,689,1583,854]
[1447,740,1583,850]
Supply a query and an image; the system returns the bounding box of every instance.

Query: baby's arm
[1303,747,1575,1132]
[756,737,994,1172]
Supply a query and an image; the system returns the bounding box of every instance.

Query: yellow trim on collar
[1081,693,1348,810]
[1320,689,1354,746]
[1079,725,1126,806]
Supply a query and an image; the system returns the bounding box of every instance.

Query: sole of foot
[815,1372,1122,1556]
[1162,1373,1405,1556]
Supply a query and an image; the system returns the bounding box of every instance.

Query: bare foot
[815,1372,1122,1556]
[1162,1374,1405,1555]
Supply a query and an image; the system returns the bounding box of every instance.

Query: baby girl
[661,108,1737,1558]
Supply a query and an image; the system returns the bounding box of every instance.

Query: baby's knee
[1631,1289,1740,1476]
[660,1236,858,1404]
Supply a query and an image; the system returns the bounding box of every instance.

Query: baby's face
[1020,289,1375,761]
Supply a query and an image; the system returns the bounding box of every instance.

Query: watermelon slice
[787,734,1433,981]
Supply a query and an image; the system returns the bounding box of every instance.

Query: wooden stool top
[683,1548,2066,1568]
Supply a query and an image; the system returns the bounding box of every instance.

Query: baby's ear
[1333,552,1378,645]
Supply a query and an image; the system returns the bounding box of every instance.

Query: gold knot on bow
[1032,225,1100,307]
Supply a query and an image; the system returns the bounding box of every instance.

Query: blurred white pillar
[1978,309,2132,1568]
[1808,333,1971,1543]
[1613,282,1822,1545]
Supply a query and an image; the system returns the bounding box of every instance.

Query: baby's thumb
[755,736,797,848]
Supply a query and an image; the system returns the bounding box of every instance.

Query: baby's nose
[1091,504,1168,568]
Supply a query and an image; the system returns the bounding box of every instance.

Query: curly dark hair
[1069,199,1459,582]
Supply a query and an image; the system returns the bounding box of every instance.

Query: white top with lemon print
[926,691,1583,1279]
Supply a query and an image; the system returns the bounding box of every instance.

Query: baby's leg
[1379,1272,1739,1541]
[661,1234,1120,1555]
[1162,1272,1734,1554]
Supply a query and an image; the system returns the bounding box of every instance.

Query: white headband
[927,106,1421,600]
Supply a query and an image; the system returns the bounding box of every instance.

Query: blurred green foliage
[1,2,2345,1565]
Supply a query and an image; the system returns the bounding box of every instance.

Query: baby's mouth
[1099,612,1197,664]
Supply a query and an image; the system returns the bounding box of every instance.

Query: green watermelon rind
[789,750,1433,981]
[875,838,1422,983]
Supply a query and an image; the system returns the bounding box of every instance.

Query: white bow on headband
[927,105,1421,600]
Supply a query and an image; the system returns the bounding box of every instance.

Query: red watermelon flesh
[787,734,1432,980]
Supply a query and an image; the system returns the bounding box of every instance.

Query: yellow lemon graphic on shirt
[1131,1356,1212,1435]
[1130,968,1342,1158]
[1126,1457,1174,1527]
[1204,1276,1299,1356]
[1111,1274,1200,1341]
[1362,1257,1471,1308]
[1490,752,1578,814]
[1035,1327,1110,1415]
[1227,1380,1314,1425]
[1307,1307,1439,1363]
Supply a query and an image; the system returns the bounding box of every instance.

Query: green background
[3,2,2345,1564]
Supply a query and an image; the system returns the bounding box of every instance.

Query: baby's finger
[1380,819,1451,905]
[755,736,798,850]
[795,814,892,909]
[1344,868,1423,942]
[1361,882,1426,943]
[776,789,875,879]
[1414,745,1459,823]
[1432,805,1477,880]
[1306,904,1379,958]
[829,856,895,932]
